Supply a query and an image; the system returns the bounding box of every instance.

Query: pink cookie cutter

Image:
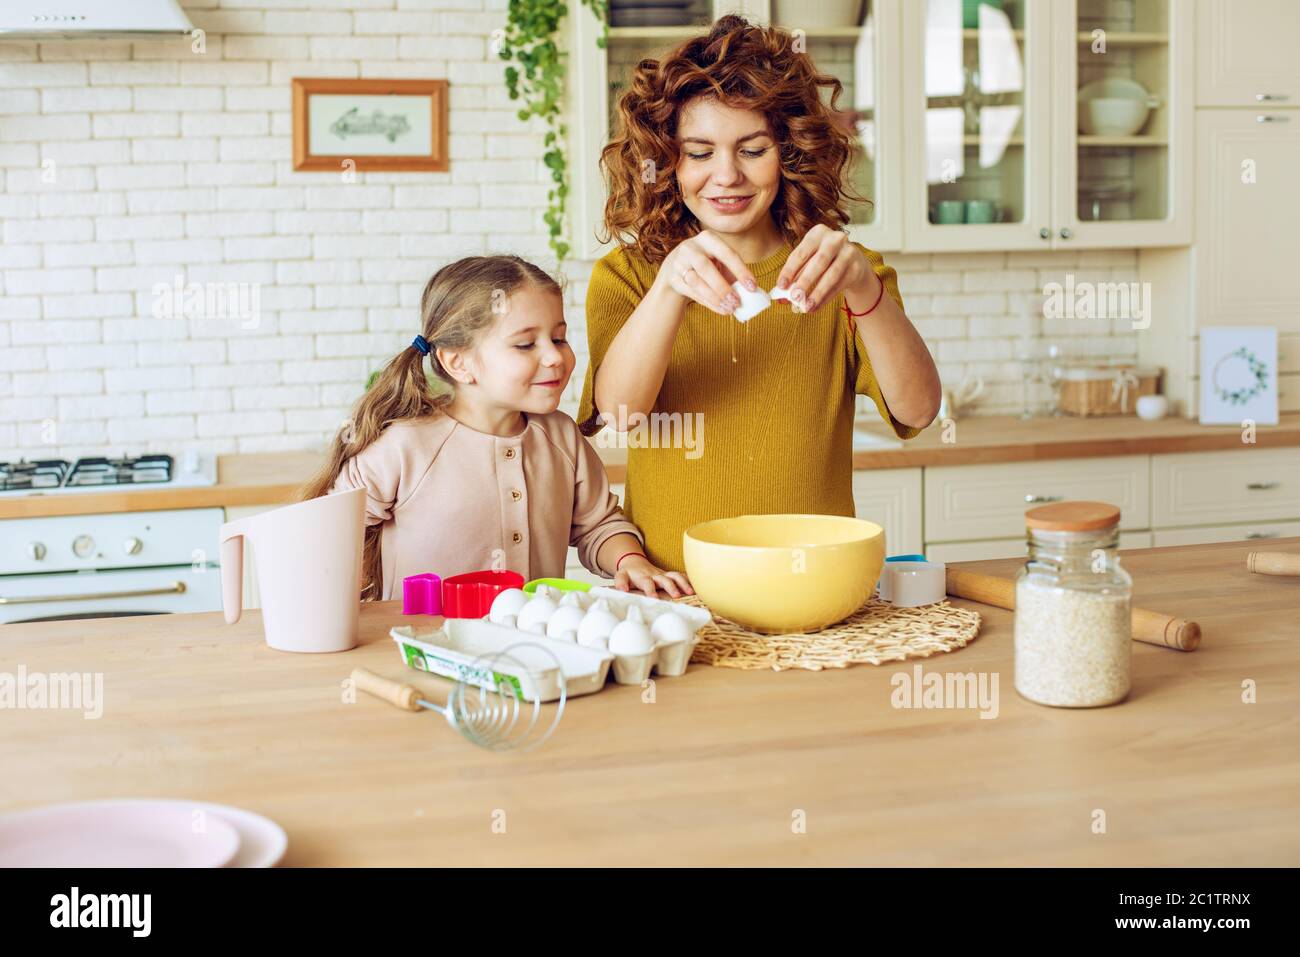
[402,573,443,616]
[440,569,525,619]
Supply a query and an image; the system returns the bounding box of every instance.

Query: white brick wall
[0,1,1139,461]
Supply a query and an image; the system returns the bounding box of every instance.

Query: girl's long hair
[301,255,562,599]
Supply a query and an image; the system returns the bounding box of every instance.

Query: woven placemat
[675,595,982,672]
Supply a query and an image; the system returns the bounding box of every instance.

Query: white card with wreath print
[1199,326,1278,425]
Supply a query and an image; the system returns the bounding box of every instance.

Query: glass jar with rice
[1014,501,1132,707]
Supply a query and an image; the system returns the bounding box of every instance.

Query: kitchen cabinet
[852,467,923,555]
[1151,447,1300,526]
[1152,520,1300,547]
[1195,0,1300,107]
[922,445,1300,560]
[1052,0,1193,247]
[926,530,1152,563]
[901,0,1050,251]
[1136,3,1300,417]
[923,454,1150,542]
[1193,110,1300,331]
[902,0,1192,250]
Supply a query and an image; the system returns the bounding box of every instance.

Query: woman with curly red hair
[577,15,941,573]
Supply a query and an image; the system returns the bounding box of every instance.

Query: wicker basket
[1059,365,1160,417]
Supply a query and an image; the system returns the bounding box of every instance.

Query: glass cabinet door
[1055,0,1191,246]
[902,0,1052,250]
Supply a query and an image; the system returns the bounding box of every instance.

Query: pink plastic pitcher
[219,488,366,653]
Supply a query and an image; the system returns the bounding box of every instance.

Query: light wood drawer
[1151,521,1300,548]
[926,531,1153,564]
[924,455,1150,542]
[1151,448,1300,526]
[853,468,923,556]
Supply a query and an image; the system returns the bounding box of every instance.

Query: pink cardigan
[331,411,643,600]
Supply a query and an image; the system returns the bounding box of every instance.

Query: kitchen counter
[2,537,1296,866]
[4,413,1299,520]
[0,452,322,520]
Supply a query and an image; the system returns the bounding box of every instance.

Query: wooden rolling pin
[1246,551,1300,577]
[945,568,1201,652]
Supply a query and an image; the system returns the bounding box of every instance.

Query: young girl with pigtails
[304,255,692,602]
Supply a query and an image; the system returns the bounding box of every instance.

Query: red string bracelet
[615,551,646,571]
[843,274,886,319]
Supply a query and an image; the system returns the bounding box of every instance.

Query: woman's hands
[615,554,694,599]
[656,229,759,316]
[775,224,876,314]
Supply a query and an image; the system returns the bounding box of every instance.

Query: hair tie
[412,335,430,355]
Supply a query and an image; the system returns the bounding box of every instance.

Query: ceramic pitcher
[219,488,365,653]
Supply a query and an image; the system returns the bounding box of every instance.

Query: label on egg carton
[390,623,612,703]
[491,585,711,686]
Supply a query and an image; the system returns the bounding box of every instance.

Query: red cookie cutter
[440,569,525,619]
[402,573,443,616]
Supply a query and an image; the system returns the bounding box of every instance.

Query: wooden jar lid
[1024,500,1121,531]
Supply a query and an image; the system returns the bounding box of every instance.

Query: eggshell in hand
[731,281,771,323]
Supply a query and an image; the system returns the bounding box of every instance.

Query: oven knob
[27,542,46,561]
[72,534,95,558]
[123,537,143,556]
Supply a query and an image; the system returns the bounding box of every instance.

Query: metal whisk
[352,642,565,752]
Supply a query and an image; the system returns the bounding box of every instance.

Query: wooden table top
[4,414,1297,519]
[2,537,1297,866]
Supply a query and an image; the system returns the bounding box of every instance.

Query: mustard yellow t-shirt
[577,239,922,573]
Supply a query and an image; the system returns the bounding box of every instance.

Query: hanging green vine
[498,0,609,262]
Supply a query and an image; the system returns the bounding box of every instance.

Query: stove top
[0,459,69,492]
[0,452,217,496]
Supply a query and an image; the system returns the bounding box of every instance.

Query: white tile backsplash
[0,1,1140,460]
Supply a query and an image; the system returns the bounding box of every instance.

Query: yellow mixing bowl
[683,514,885,634]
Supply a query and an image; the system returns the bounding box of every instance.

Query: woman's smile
[704,194,755,214]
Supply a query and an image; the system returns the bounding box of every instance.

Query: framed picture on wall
[1199,326,1279,426]
[291,78,449,172]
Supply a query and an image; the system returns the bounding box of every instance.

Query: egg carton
[504,584,711,685]
[390,620,611,703]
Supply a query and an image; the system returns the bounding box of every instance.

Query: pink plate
[0,800,242,868]
[193,802,287,868]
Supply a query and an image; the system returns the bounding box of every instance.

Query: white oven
[0,508,224,624]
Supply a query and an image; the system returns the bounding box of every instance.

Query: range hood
[0,0,193,40]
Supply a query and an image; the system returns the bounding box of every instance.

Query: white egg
[488,588,528,625]
[577,598,619,650]
[546,592,587,642]
[608,605,655,656]
[650,610,693,646]
[515,586,558,635]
